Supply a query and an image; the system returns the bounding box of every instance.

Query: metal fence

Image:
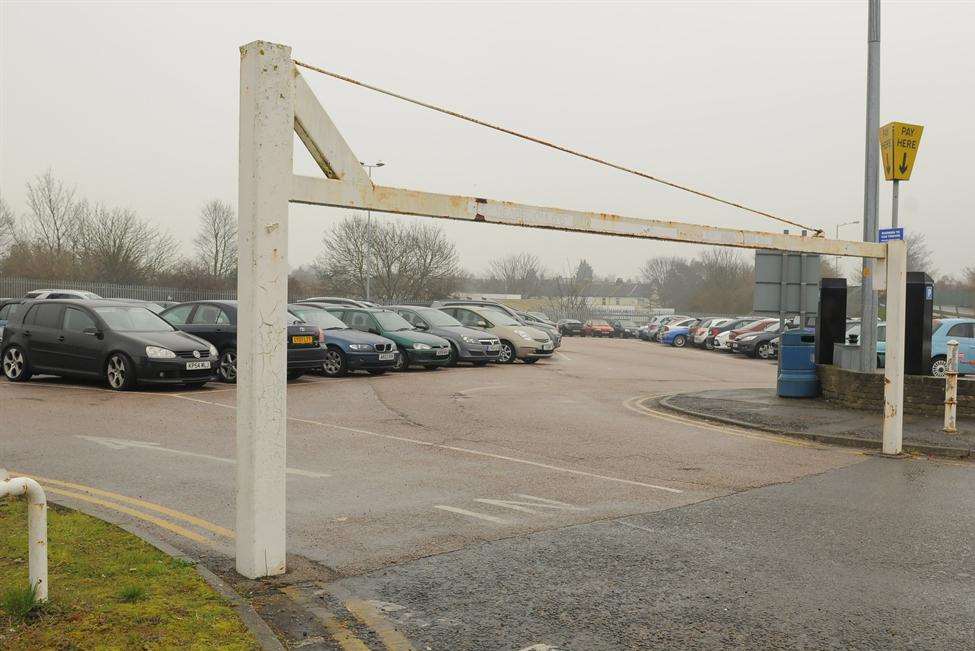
[0,276,237,303]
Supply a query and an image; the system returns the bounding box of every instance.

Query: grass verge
[0,498,259,649]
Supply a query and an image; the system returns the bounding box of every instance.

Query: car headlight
[208,344,218,357]
[146,345,176,359]
[413,343,432,350]
[461,335,479,345]
[349,343,371,351]
[739,335,758,342]
[514,329,533,341]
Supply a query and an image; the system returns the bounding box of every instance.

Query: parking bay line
[168,393,684,494]
[75,435,330,479]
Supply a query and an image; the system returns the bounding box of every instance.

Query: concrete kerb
[654,394,973,460]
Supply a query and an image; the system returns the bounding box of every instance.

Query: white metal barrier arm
[882,239,907,455]
[0,475,48,601]
[290,175,887,259]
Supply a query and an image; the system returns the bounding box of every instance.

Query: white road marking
[454,384,509,395]
[474,494,586,514]
[434,505,509,524]
[615,520,658,534]
[167,394,684,493]
[76,435,330,478]
[555,351,572,361]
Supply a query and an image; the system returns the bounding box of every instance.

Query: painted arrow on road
[76,436,330,478]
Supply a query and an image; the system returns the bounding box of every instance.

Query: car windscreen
[93,306,175,332]
[591,320,610,326]
[482,309,520,326]
[374,311,414,331]
[417,308,462,327]
[291,307,348,329]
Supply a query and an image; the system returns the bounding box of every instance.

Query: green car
[324,307,452,371]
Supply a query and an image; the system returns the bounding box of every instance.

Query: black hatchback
[159,300,327,382]
[1,300,218,390]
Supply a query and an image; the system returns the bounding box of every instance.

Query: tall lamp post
[360,161,385,301]
[834,220,860,276]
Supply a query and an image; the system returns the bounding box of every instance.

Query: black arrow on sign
[898,152,908,175]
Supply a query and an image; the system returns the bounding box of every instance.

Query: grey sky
[2,1,972,280]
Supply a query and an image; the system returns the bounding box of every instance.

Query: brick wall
[818,365,975,417]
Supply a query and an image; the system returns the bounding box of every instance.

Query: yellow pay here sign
[880,121,924,181]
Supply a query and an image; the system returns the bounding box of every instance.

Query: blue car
[660,318,700,347]
[288,303,400,377]
[870,318,975,377]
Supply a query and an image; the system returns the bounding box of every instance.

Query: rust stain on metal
[475,197,487,204]
[474,214,486,222]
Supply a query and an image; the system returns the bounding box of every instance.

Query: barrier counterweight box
[815,278,847,365]
[904,272,933,376]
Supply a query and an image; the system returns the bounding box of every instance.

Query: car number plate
[378,352,395,361]
[542,343,553,351]
[487,344,500,351]
[292,335,314,345]
[436,347,450,356]
[185,361,211,370]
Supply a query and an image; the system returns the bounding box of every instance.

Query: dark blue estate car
[289,303,400,377]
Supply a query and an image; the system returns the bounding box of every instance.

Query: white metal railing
[944,340,959,434]
[0,470,48,601]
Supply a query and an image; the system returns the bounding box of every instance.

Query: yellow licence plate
[292,335,314,345]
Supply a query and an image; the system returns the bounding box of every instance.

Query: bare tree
[545,272,592,321]
[315,216,370,297]
[194,200,237,279]
[487,252,546,297]
[24,170,86,255]
[905,232,934,275]
[0,196,15,259]
[76,204,180,283]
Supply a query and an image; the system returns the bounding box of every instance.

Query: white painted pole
[882,239,907,455]
[944,339,958,434]
[0,475,48,601]
[236,40,294,578]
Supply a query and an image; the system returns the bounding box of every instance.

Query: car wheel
[757,342,774,359]
[446,343,459,367]
[705,338,715,350]
[672,335,687,348]
[2,346,32,382]
[322,347,348,377]
[497,340,516,364]
[930,355,948,378]
[522,357,539,364]
[105,353,137,391]
[287,370,304,381]
[218,348,237,383]
[393,347,409,371]
[367,369,387,375]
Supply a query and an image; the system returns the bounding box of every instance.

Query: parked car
[302,296,378,308]
[703,317,756,350]
[518,311,557,331]
[432,300,562,348]
[324,306,451,371]
[23,289,102,300]
[2,299,217,390]
[610,319,643,338]
[640,315,688,341]
[558,319,584,336]
[101,298,167,314]
[288,303,399,377]
[582,319,615,337]
[660,319,701,347]
[438,305,553,364]
[159,300,326,382]
[847,321,886,368]
[692,317,731,348]
[389,305,500,366]
[655,316,699,342]
[732,322,786,358]
[927,318,975,377]
[719,318,779,351]
[0,299,26,345]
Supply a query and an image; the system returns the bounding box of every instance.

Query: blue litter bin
[777,330,819,398]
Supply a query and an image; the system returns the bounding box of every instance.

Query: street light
[360,161,385,301]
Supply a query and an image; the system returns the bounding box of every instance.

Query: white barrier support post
[882,239,907,455]
[236,41,294,578]
[944,340,959,434]
[0,473,48,601]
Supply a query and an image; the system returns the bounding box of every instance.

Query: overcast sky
[2,1,973,280]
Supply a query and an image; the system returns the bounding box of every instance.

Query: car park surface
[324,305,452,370]
[2,299,217,389]
[389,305,501,365]
[159,300,326,382]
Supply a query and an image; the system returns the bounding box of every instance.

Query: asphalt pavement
[2,337,972,649]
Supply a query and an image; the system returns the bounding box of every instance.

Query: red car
[724,318,779,350]
[582,319,615,337]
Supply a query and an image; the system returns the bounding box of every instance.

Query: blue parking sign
[879,227,904,242]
